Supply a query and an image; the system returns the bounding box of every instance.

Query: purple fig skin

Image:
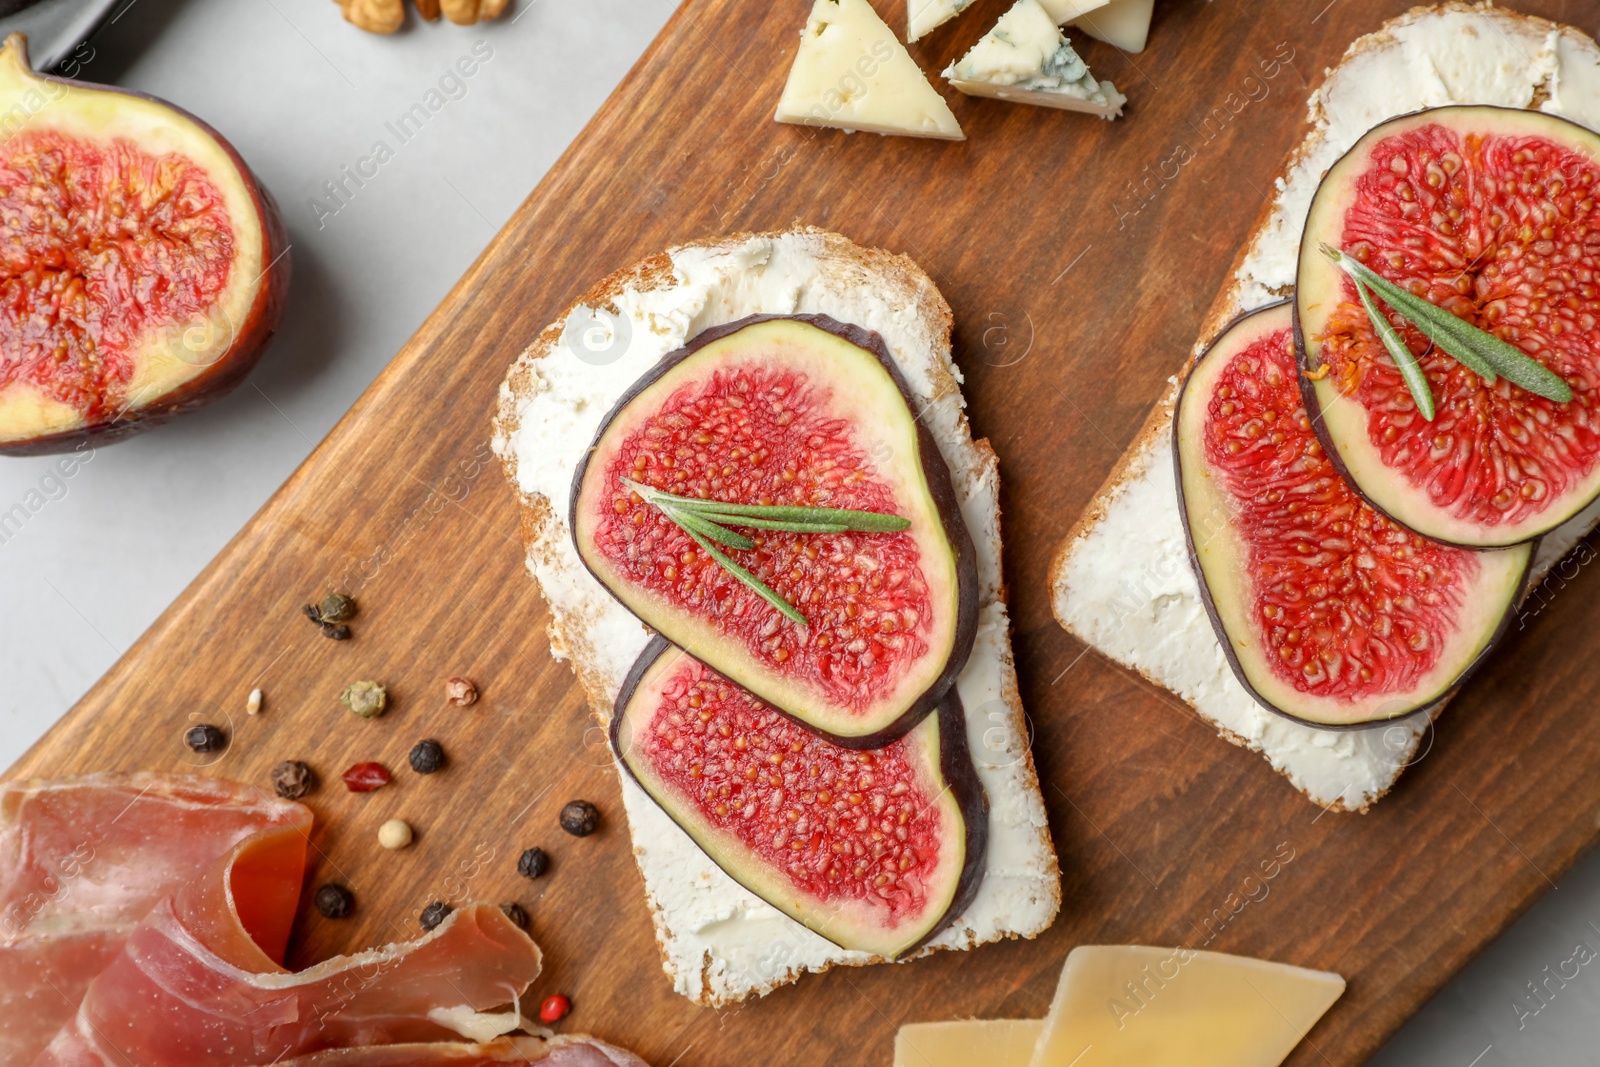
[610,634,989,958]
[0,35,291,457]
[1174,300,1533,731]
[571,312,980,749]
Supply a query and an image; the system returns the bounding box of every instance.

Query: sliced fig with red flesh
[0,34,290,455]
[1296,105,1600,547]
[572,314,978,747]
[612,635,987,959]
[1175,302,1530,728]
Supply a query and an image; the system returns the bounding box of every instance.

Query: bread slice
[492,227,1059,1006]
[1050,2,1600,813]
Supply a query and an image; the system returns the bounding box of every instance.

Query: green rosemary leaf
[624,479,910,532]
[1324,245,1574,403]
[662,505,755,551]
[688,513,852,534]
[1352,276,1436,421]
[1323,245,1496,382]
[682,526,809,626]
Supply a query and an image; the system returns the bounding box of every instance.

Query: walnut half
[336,0,508,32]
[337,0,404,33]
[439,0,509,24]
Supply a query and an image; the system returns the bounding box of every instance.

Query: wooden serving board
[13,1,1600,1063]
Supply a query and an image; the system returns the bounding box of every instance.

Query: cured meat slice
[270,1036,650,1066]
[36,819,543,1066]
[0,773,310,1067]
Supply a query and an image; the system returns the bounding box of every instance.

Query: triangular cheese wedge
[895,1019,1044,1067]
[1070,0,1153,52]
[777,0,965,140]
[907,0,973,42]
[1030,946,1345,1067]
[1038,0,1108,22]
[944,0,1125,118]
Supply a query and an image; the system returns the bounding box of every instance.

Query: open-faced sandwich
[493,228,1059,1004]
[1052,2,1600,812]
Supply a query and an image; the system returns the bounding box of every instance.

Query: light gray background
[0,1,1594,1063]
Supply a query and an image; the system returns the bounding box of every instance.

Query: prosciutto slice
[0,773,310,1067]
[35,816,543,1067]
[272,1036,651,1067]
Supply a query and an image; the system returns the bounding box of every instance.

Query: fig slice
[572,314,978,748]
[611,635,987,959]
[0,33,290,455]
[1295,105,1600,546]
[1175,302,1531,728]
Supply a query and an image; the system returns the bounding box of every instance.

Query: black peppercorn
[559,800,599,837]
[185,724,226,753]
[499,901,528,929]
[517,847,550,880]
[314,883,354,919]
[320,622,351,641]
[271,760,316,800]
[419,900,452,931]
[302,603,322,624]
[409,739,446,774]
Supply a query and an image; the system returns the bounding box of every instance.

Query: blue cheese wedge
[1037,0,1108,22]
[907,0,975,43]
[778,0,964,140]
[944,0,1125,118]
[1070,0,1154,53]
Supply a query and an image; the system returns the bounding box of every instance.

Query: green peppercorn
[517,847,549,880]
[559,800,599,837]
[317,593,357,623]
[341,680,387,719]
[314,884,354,919]
[419,900,452,932]
[185,724,226,753]
[409,739,445,774]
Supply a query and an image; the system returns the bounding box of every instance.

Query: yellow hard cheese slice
[1070,0,1154,53]
[1030,946,1345,1067]
[895,1019,1044,1067]
[776,0,964,140]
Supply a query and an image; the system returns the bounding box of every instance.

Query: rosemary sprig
[620,479,911,627]
[661,505,755,551]
[643,489,908,531]
[1321,244,1573,403]
[1352,275,1436,421]
[681,526,809,627]
[689,514,851,534]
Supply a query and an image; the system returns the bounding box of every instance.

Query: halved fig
[612,635,987,959]
[0,34,290,455]
[1296,105,1600,546]
[572,314,978,747]
[1175,302,1530,728]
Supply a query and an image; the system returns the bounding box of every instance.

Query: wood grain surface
[11,1,1600,1064]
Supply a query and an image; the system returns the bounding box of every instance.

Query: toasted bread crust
[493,226,1058,1003]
